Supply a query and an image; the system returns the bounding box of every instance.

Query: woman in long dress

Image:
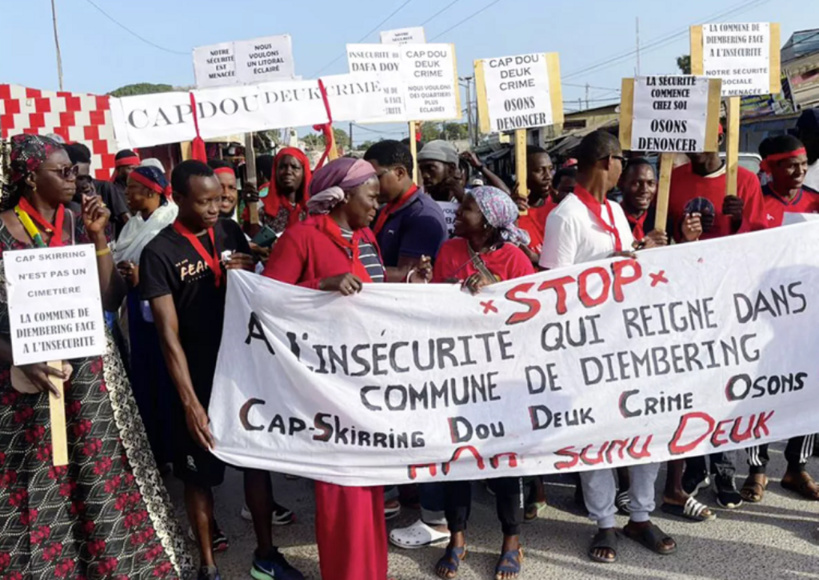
[0,134,192,579]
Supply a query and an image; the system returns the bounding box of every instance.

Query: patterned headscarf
[9,134,63,187]
[470,186,531,246]
[129,166,169,196]
[307,158,377,214]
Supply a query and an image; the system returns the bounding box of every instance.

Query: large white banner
[210,224,819,486]
[110,75,385,149]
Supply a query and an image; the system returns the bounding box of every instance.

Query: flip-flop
[435,545,466,579]
[623,522,677,555]
[588,528,618,563]
[494,547,523,580]
[740,473,769,503]
[661,497,716,522]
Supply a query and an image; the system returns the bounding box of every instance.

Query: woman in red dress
[431,186,534,580]
[263,157,388,580]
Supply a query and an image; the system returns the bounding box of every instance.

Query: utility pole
[51,0,64,90]
[636,17,641,76]
[349,122,353,151]
[585,84,590,110]
[459,76,474,147]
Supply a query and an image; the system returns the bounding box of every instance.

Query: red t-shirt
[761,184,819,227]
[263,217,380,289]
[432,238,535,283]
[668,163,768,242]
[517,198,558,254]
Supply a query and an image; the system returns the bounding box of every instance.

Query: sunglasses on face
[44,165,80,180]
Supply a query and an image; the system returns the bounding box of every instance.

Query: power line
[420,0,462,26]
[83,0,188,56]
[430,0,503,41]
[311,0,415,76]
[563,0,770,80]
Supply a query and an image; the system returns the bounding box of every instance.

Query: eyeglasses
[45,165,80,180]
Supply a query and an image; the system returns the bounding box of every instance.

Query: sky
[1,0,817,143]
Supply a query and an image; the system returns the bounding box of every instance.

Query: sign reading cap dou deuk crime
[193,35,295,89]
[346,43,460,122]
[4,245,105,365]
[691,22,781,97]
[380,27,426,45]
[620,75,722,153]
[475,52,564,133]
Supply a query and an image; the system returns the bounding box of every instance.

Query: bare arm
[385,255,424,283]
[82,195,126,311]
[476,165,510,194]
[150,294,213,449]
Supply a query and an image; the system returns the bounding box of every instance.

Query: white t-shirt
[804,161,819,191]
[539,193,635,269]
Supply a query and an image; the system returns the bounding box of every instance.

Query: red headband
[130,171,165,195]
[213,167,235,176]
[115,156,140,167]
[760,147,807,173]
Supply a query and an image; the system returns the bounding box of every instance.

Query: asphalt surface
[164,443,819,580]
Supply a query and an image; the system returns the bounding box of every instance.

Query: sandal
[623,522,676,555]
[524,501,547,522]
[781,471,819,501]
[740,473,769,503]
[494,547,523,580]
[661,497,716,522]
[588,528,618,563]
[615,490,631,514]
[435,545,466,579]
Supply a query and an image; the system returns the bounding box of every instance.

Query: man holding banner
[541,131,677,563]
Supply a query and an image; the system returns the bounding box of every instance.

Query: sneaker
[187,522,229,552]
[250,549,305,580]
[240,505,296,526]
[682,474,710,497]
[715,475,743,509]
[197,565,221,580]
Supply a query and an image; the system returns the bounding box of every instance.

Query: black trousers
[747,435,815,474]
[444,478,523,537]
[686,450,737,480]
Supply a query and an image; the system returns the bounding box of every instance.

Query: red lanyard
[573,186,623,252]
[626,211,647,242]
[372,185,418,236]
[318,215,373,283]
[172,221,222,287]
[18,198,65,248]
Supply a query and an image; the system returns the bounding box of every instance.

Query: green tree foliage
[108,83,174,97]
[677,55,691,74]
[442,122,469,141]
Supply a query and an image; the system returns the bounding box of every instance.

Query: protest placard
[474,53,563,133]
[110,75,386,149]
[691,23,781,97]
[346,43,460,122]
[4,244,106,465]
[437,200,459,236]
[380,27,426,45]
[620,74,721,230]
[193,35,296,88]
[210,223,819,486]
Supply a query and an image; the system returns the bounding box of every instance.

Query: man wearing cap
[796,109,819,191]
[418,140,461,202]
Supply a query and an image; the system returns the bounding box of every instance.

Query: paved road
[165,443,819,579]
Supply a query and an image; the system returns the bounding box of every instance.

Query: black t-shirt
[139,219,250,399]
[94,180,131,238]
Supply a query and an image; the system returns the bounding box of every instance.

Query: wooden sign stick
[244,133,260,226]
[48,360,68,466]
[725,96,741,197]
[409,121,419,185]
[515,129,528,215]
[654,153,675,233]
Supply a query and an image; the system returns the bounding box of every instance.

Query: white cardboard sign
[4,245,105,365]
[701,23,772,97]
[631,75,710,153]
[380,27,426,45]
[480,53,555,132]
[193,35,295,88]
